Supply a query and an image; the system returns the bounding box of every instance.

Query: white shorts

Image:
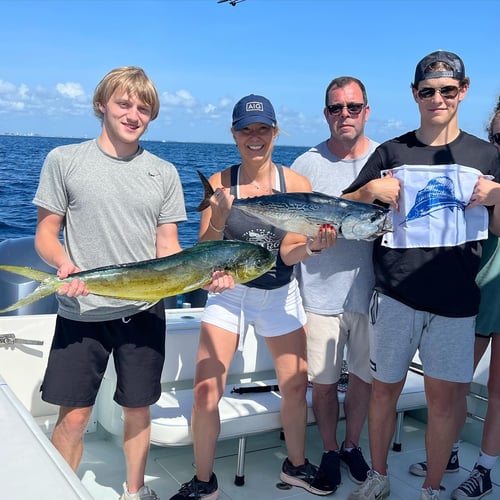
[202,279,307,339]
[306,311,372,384]
[369,291,475,383]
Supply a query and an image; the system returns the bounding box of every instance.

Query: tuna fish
[0,240,275,314]
[196,170,392,241]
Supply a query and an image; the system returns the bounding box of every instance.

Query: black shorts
[41,302,165,408]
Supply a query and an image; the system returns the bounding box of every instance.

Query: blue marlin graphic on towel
[381,164,489,249]
[401,176,466,225]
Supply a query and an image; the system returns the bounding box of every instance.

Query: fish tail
[196,170,215,212]
[0,281,59,313]
[0,265,60,313]
[0,265,53,282]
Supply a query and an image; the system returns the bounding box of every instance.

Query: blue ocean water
[0,135,308,248]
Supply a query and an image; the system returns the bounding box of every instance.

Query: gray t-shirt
[291,139,378,315]
[33,139,187,321]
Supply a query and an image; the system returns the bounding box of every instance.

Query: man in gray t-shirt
[291,76,377,490]
[32,66,231,500]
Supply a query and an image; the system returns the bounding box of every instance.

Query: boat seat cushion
[150,381,330,446]
[148,372,425,447]
[97,309,426,446]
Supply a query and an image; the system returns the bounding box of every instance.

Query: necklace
[238,164,274,194]
[240,164,275,194]
[249,180,263,190]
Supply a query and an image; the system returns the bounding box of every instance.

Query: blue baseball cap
[414,50,466,86]
[232,94,277,131]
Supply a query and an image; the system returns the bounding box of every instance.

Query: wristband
[305,238,322,256]
[209,219,225,233]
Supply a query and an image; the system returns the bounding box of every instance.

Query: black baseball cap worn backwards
[413,50,466,86]
[232,94,277,131]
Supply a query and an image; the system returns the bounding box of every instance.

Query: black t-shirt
[344,131,500,317]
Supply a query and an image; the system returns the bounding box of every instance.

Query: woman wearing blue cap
[169,94,337,499]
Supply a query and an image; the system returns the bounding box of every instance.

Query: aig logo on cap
[246,101,263,112]
[232,94,276,131]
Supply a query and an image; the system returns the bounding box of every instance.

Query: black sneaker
[339,442,370,484]
[314,451,341,491]
[280,457,335,495]
[451,464,492,499]
[409,449,459,477]
[169,474,219,500]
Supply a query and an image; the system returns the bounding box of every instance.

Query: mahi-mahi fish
[0,240,275,314]
[196,170,393,241]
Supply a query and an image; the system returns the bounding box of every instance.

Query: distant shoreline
[0,133,308,149]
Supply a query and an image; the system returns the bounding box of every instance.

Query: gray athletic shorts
[369,291,475,383]
[306,311,372,384]
[202,279,307,339]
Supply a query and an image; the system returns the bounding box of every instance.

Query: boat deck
[79,415,500,499]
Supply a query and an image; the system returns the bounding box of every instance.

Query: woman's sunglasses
[492,133,500,146]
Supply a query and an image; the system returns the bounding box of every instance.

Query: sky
[1,0,499,147]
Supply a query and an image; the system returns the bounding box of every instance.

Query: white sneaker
[120,482,159,500]
[420,486,441,499]
[347,470,390,499]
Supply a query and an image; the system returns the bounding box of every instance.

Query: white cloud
[380,118,404,132]
[203,103,216,113]
[0,98,25,111]
[218,97,232,109]
[161,89,196,108]
[0,80,17,94]
[0,78,90,117]
[18,83,29,98]
[56,82,85,99]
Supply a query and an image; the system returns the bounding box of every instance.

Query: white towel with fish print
[381,164,490,249]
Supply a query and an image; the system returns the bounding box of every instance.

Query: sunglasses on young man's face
[326,103,365,116]
[492,133,500,146]
[417,85,460,100]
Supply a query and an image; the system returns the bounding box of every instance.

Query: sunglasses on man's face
[326,103,365,116]
[417,85,460,100]
[492,133,500,146]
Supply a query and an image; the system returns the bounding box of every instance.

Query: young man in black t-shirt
[344,51,500,500]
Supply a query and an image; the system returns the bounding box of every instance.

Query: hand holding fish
[203,269,235,293]
[280,223,337,266]
[56,261,89,298]
[366,171,401,212]
[307,224,337,254]
[205,185,234,236]
[467,176,500,209]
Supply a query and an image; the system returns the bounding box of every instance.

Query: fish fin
[0,265,60,313]
[0,281,59,313]
[0,265,53,282]
[196,170,215,212]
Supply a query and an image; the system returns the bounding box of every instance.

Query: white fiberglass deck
[78,416,499,500]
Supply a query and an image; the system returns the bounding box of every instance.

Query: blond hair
[93,66,160,121]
